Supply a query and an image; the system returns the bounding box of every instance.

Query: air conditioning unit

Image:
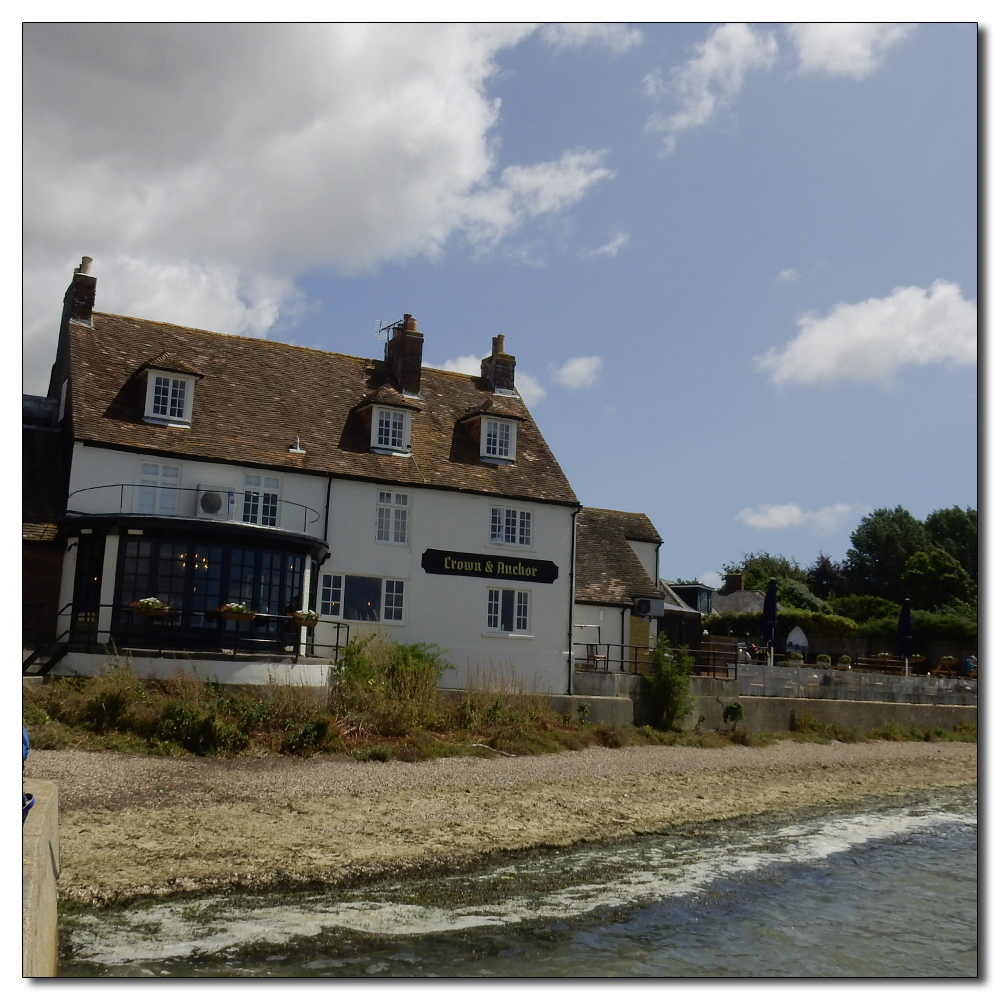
[634,597,665,619]
[196,485,237,521]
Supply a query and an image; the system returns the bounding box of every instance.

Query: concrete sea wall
[22,779,59,978]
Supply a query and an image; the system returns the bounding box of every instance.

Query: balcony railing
[66,484,322,536]
[573,642,742,678]
[24,602,349,672]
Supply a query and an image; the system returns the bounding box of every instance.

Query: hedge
[703,608,976,646]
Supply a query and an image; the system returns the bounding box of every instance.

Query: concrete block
[544,694,634,727]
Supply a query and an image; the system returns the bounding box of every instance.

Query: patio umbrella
[762,577,778,661]
[896,598,913,660]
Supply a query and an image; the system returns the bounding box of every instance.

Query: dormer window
[484,419,514,461]
[371,407,412,456]
[141,365,200,427]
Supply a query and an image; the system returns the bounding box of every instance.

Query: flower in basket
[940,655,958,665]
[876,652,894,660]
[908,654,925,663]
[291,609,321,626]
[219,602,253,615]
[132,597,168,611]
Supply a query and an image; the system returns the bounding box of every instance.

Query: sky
[21,21,978,587]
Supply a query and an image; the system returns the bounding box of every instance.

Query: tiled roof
[574,507,662,607]
[709,591,785,615]
[67,313,578,505]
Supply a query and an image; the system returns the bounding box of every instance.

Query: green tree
[924,506,977,583]
[900,548,975,610]
[777,578,832,614]
[828,594,900,624]
[806,553,848,599]
[643,637,695,731]
[844,507,930,600]
[723,551,806,590]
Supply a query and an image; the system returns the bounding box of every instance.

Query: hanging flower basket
[876,652,895,661]
[908,655,925,664]
[219,602,257,623]
[291,610,320,629]
[132,598,170,618]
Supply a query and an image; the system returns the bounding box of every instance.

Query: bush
[642,638,694,730]
[703,609,860,640]
[859,610,978,646]
[722,702,745,729]
[828,594,900,624]
[815,654,832,665]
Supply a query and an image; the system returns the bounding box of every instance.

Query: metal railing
[65,484,322,536]
[573,641,753,678]
[24,602,348,666]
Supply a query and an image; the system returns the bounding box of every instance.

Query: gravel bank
[26,740,976,906]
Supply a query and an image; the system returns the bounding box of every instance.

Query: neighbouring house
[23,259,589,691]
[571,508,664,671]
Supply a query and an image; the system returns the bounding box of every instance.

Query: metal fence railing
[24,602,349,670]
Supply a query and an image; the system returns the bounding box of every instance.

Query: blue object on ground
[23,792,34,825]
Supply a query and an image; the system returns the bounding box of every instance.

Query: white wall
[66,442,327,538]
[627,539,659,583]
[314,478,575,694]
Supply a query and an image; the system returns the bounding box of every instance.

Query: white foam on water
[68,800,975,965]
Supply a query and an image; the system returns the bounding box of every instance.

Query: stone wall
[22,780,59,978]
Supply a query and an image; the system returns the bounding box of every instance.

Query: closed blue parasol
[762,577,778,662]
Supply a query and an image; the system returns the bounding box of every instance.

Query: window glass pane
[153,377,170,415]
[393,508,407,544]
[162,466,180,480]
[500,589,515,632]
[344,575,382,621]
[485,420,498,456]
[395,494,407,506]
[321,574,342,616]
[137,485,157,515]
[504,508,517,545]
[497,422,510,457]
[261,493,278,527]
[384,580,404,621]
[169,379,186,418]
[243,491,260,523]
[516,591,529,632]
[245,475,261,487]
[379,491,392,504]
[519,511,531,546]
[376,506,391,541]
[142,463,159,476]
[264,477,279,489]
[487,589,500,629]
[491,506,503,542]
[390,411,404,448]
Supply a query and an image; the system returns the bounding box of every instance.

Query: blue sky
[22,23,977,585]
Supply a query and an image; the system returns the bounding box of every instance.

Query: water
[59,786,977,978]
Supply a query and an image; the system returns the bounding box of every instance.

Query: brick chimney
[384,314,423,397]
[481,334,516,394]
[64,256,96,328]
[723,573,745,593]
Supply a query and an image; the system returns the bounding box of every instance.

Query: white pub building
[23,260,667,694]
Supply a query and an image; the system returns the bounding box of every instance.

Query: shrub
[642,638,694,730]
[815,654,832,665]
[703,609,860,640]
[838,655,852,665]
[721,701,745,730]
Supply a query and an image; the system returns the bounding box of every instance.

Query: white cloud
[736,503,861,535]
[434,355,482,376]
[754,280,977,388]
[515,373,546,407]
[788,23,915,80]
[552,355,603,390]
[585,232,629,258]
[776,268,799,282]
[22,24,615,392]
[698,571,723,589]
[645,23,778,154]
[539,23,643,55]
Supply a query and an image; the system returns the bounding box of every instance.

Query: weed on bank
[22,638,976,760]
